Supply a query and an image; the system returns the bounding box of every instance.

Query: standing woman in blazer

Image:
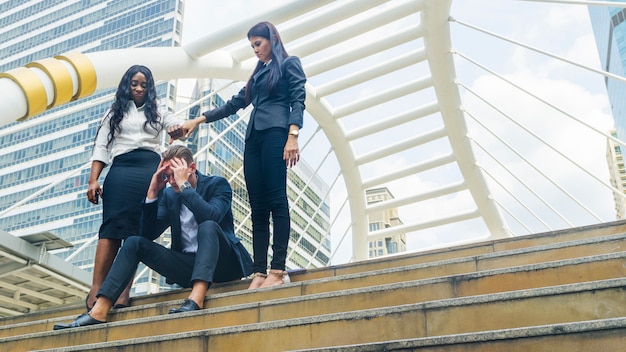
[181,21,306,289]
[86,65,183,310]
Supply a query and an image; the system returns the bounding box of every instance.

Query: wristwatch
[179,181,192,192]
[289,129,299,137]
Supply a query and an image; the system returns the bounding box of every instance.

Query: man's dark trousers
[97,220,244,302]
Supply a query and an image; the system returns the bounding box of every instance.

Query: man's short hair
[162,145,194,164]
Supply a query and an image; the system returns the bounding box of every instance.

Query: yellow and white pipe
[0,52,97,124]
[0,47,246,127]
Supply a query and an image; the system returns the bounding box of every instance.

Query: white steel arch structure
[0,0,619,267]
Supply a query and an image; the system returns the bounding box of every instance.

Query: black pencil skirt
[98,149,160,240]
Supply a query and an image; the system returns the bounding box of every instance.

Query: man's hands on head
[148,157,194,198]
[168,157,192,188]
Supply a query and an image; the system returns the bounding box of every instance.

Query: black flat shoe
[53,313,106,330]
[113,304,129,309]
[168,299,200,314]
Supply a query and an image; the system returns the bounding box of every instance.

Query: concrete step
[26,278,626,352]
[301,233,626,296]
[0,278,248,328]
[2,251,625,351]
[291,318,626,352]
[325,220,626,277]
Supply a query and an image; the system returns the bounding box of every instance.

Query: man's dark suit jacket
[202,56,306,140]
[140,171,253,281]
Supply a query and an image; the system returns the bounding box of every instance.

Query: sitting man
[55,145,253,329]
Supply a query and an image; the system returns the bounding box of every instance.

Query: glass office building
[589,2,626,139]
[589,2,626,220]
[0,0,330,295]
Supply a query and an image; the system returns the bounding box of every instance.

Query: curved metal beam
[305,87,369,262]
[421,0,509,238]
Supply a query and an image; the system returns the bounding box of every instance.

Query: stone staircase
[1,220,626,351]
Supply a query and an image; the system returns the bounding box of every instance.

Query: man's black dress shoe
[168,298,201,314]
[53,313,106,330]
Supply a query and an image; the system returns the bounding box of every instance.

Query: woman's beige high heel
[248,272,267,290]
[259,269,290,288]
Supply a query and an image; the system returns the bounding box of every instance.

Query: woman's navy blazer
[202,56,306,140]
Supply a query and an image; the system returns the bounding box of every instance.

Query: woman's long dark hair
[97,65,162,147]
[245,21,289,104]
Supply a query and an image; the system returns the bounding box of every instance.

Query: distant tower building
[606,129,626,219]
[366,187,406,258]
[588,4,626,139]
[588,3,626,218]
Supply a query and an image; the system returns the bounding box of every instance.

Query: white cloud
[463,69,614,233]
[182,0,294,43]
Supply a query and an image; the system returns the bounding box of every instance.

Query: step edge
[288,317,626,352]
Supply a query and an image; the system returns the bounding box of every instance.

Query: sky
[179,0,616,264]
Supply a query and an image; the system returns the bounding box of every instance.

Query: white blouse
[91,102,183,164]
